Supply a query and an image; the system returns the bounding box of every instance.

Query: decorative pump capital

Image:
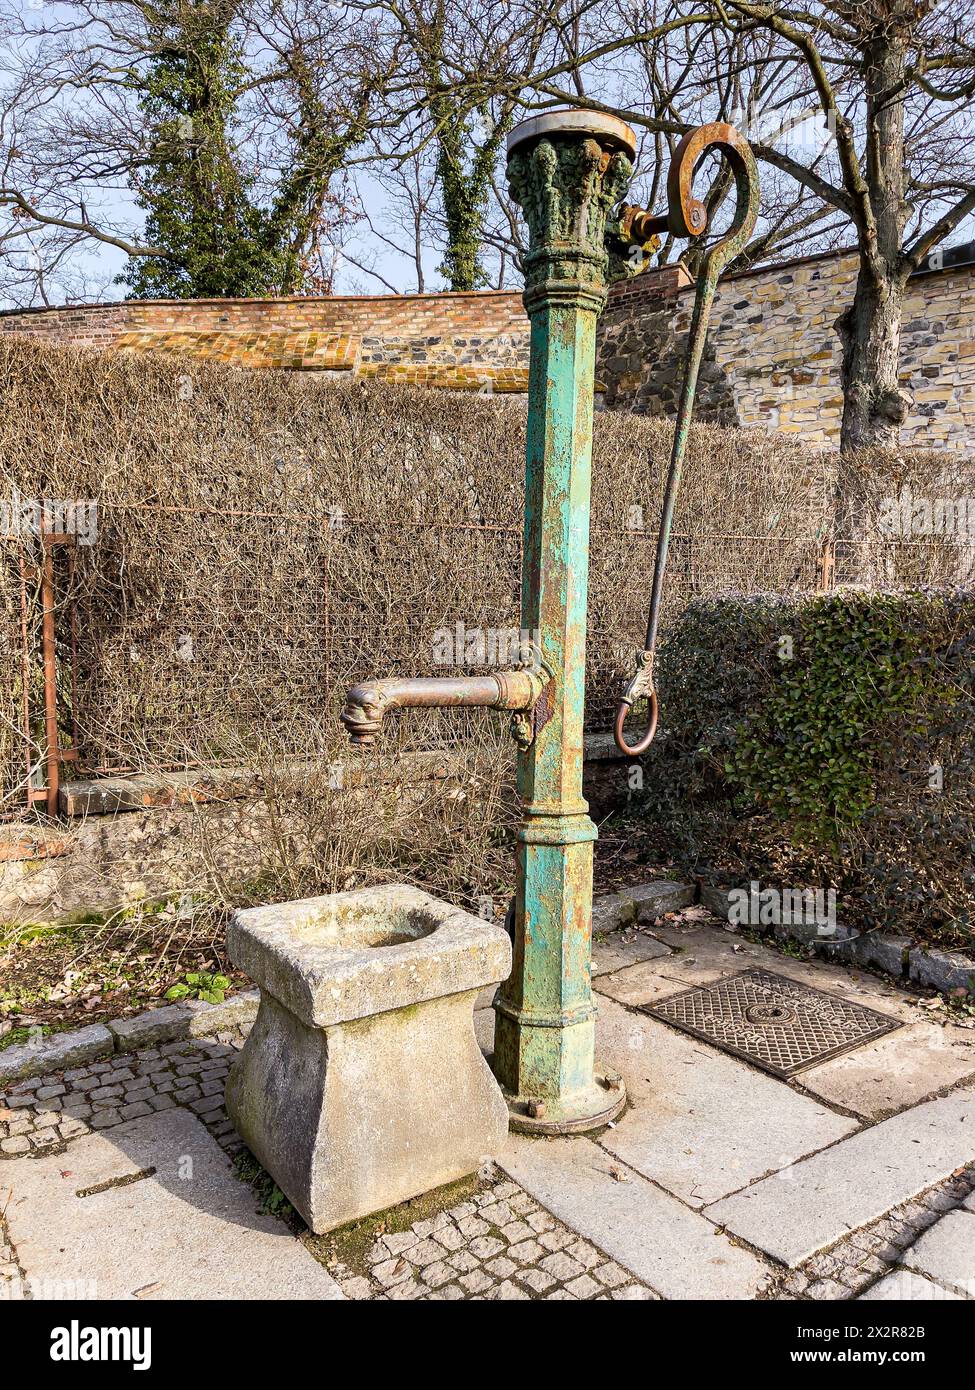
[506,109,636,313]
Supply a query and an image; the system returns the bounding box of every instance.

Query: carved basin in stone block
[225,884,511,1233]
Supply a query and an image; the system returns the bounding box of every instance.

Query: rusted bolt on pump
[341,110,759,1133]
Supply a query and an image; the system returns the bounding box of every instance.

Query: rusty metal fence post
[40,517,60,816]
[817,537,836,592]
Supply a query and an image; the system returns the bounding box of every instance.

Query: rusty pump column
[491,110,637,1132]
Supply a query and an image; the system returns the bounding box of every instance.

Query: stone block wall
[597,262,740,425]
[0,738,633,921]
[598,250,975,451]
[2,249,973,445]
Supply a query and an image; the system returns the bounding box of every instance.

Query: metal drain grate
[643,969,901,1078]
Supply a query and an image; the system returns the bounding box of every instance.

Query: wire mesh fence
[4,507,970,820]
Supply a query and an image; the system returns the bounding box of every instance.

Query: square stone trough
[226,884,511,1233]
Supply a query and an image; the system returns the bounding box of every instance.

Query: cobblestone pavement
[0,1033,243,1160]
[1,1024,972,1301]
[323,1172,657,1301]
[768,1166,975,1300]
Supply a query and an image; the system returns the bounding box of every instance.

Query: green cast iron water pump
[342,108,759,1133]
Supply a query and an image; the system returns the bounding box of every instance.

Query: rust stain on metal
[340,669,545,746]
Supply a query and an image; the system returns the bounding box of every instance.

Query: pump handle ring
[614,686,659,758]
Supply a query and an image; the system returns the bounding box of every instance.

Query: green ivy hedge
[644,589,974,947]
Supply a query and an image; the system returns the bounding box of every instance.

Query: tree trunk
[835,263,909,453]
[836,22,911,456]
[436,146,484,291]
[833,262,910,582]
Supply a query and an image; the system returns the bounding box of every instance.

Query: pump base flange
[503,1065,627,1135]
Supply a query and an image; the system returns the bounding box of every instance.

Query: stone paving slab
[591,932,671,978]
[800,1023,975,1119]
[594,961,690,1006]
[2,1108,343,1300]
[707,1087,975,1266]
[643,928,769,984]
[900,1210,975,1297]
[500,1134,772,1300]
[589,997,857,1206]
[860,1270,966,1300]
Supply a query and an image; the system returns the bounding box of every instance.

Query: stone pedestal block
[225,884,511,1233]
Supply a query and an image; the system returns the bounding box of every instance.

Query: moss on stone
[303,1171,485,1275]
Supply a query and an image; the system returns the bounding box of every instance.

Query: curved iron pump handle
[613,123,759,757]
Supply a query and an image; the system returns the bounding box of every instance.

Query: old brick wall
[0,291,531,390]
[2,251,972,444]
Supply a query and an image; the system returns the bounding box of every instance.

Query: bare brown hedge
[0,335,968,916]
[0,335,841,779]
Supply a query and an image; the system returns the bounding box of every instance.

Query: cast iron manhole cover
[643,969,901,1078]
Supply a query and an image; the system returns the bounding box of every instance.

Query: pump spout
[340,669,546,747]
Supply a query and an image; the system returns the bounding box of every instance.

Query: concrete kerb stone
[0,991,260,1086]
[0,1025,114,1087]
[908,947,975,996]
[107,990,260,1051]
[592,881,694,934]
[700,881,973,1000]
[847,934,912,979]
[700,885,732,920]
